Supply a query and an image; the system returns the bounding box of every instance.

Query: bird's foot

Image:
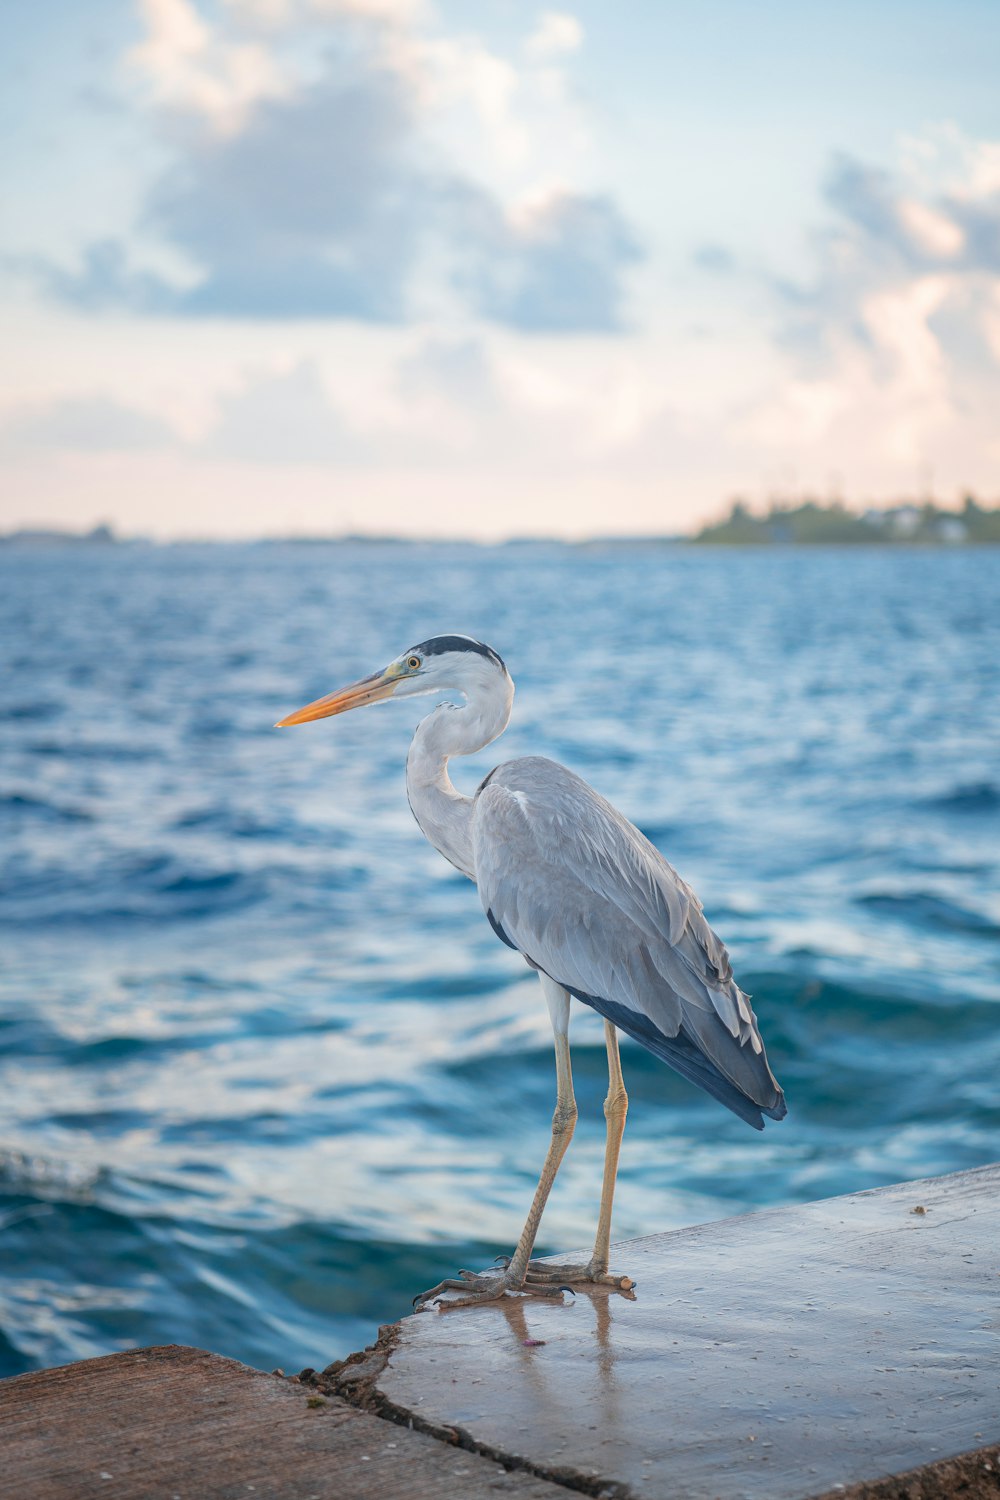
[498,1255,636,1295]
[412,1267,573,1312]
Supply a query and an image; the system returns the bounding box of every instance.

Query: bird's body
[471,756,783,1130]
[278,633,785,1307]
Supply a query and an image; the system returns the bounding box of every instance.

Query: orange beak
[275,669,400,727]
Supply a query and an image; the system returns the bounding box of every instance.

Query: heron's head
[275,634,510,727]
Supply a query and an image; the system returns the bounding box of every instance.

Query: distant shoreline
[2,500,1000,551]
[689,496,1000,546]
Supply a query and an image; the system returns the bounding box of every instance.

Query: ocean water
[1,541,998,1380]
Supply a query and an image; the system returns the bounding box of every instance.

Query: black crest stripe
[410,635,506,671]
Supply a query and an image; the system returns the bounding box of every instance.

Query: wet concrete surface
[349,1164,999,1500]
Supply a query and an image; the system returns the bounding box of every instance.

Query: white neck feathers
[405,675,513,880]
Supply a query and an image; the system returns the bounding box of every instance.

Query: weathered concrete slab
[329,1164,1000,1500]
[0,1344,571,1500]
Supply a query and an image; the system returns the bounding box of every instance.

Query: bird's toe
[412,1262,580,1310]
[520,1260,636,1295]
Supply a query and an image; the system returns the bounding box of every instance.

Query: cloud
[715,128,1000,484]
[31,240,180,314]
[29,1,637,332]
[451,187,640,333]
[392,334,635,467]
[396,337,496,406]
[0,394,176,453]
[525,12,583,60]
[789,139,1000,327]
[35,63,426,322]
[822,153,989,272]
[693,243,736,274]
[194,338,593,473]
[150,63,422,320]
[223,0,426,25]
[769,132,1000,364]
[202,360,365,462]
[41,61,638,330]
[130,0,290,133]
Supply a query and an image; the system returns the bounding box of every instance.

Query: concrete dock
[3,1164,999,1499]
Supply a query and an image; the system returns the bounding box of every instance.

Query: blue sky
[2,0,999,537]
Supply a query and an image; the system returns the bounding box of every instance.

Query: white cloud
[222,0,427,26]
[752,130,1000,463]
[738,273,978,485]
[0,393,177,453]
[393,32,527,168]
[863,276,950,390]
[962,139,1000,200]
[896,199,964,259]
[203,359,366,462]
[984,282,1000,364]
[130,0,290,134]
[900,122,1000,204]
[526,12,583,60]
[220,0,296,23]
[46,5,637,330]
[739,376,850,450]
[721,125,1000,495]
[308,0,427,23]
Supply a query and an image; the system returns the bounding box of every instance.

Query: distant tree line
[691,496,1000,545]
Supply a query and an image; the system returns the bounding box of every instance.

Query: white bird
[277,634,786,1308]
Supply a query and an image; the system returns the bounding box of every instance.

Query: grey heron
[277,634,786,1309]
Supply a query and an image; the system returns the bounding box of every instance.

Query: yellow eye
[407,655,421,671]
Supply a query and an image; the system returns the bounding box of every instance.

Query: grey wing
[473,758,786,1131]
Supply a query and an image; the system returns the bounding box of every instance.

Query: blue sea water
[1,541,998,1380]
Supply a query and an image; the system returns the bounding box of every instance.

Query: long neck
[405,677,513,881]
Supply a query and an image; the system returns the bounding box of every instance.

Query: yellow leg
[413,978,578,1309]
[589,1020,628,1275]
[506,1025,577,1282]
[517,1018,633,1294]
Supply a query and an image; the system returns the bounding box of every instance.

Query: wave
[856,890,1000,936]
[918,781,1000,813]
[169,805,337,845]
[0,791,93,823]
[0,853,272,925]
[26,739,159,763]
[0,1154,501,1381]
[0,701,62,722]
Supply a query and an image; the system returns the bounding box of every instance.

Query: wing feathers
[571,991,783,1131]
[473,757,785,1128]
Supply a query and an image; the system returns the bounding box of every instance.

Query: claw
[413,1256,631,1313]
[520,1260,636,1294]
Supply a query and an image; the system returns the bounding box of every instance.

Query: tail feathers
[573,989,786,1131]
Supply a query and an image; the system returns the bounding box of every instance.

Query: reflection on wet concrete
[376,1165,1000,1500]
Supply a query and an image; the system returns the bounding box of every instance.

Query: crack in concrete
[296,1323,634,1500]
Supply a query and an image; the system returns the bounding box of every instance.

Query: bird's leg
[590,1019,629,1275]
[414,980,578,1310]
[519,1020,634,1293]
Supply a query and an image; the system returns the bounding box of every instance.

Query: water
[1,541,998,1380]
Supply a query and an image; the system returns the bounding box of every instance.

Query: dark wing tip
[485,906,520,952]
[571,990,787,1131]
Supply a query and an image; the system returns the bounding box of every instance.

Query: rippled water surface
[1,542,998,1378]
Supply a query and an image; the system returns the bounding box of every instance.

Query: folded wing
[473,757,786,1130]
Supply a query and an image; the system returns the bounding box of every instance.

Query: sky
[2,0,999,539]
